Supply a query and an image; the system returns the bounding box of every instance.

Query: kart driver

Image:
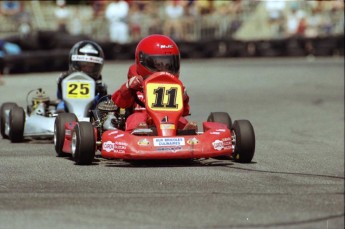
[111,34,197,132]
[56,40,107,112]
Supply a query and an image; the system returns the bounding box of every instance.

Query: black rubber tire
[231,120,255,163]
[9,106,25,143]
[54,113,77,157]
[72,122,96,165]
[207,112,232,129]
[1,102,18,138]
[207,112,233,160]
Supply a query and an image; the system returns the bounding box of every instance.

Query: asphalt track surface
[0,58,343,229]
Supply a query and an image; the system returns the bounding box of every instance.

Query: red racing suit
[111,64,190,132]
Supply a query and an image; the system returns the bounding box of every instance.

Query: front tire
[207,112,232,159]
[207,112,232,129]
[72,122,95,165]
[9,106,25,143]
[54,113,77,157]
[232,120,255,163]
[1,102,18,138]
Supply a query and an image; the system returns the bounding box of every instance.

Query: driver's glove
[126,75,143,91]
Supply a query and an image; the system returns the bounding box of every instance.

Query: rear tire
[207,112,232,129]
[232,120,255,163]
[9,106,25,143]
[1,102,18,138]
[54,113,77,157]
[72,122,95,165]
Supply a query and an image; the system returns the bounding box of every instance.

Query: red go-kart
[54,72,255,165]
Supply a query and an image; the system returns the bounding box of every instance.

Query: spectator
[92,0,107,18]
[213,1,234,38]
[128,2,144,42]
[105,0,129,44]
[264,0,286,37]
[69,8,83,36]
[195,0,213,15]
[182,0,199,41]
[1,0,31,37]
[305,7,322,38]
[0,39,22,58]
[285,5,305,37]
[144,2,163,35]
[54,0,70,33]
[296,16,307,36]
[0,39,22,78]
[17,10,32,38]
[163,0,185,41]
[0,0,22,17]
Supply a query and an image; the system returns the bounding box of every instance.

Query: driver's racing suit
[111,64,191,132]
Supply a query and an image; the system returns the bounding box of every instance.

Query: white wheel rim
[71,131,77,157]
[53,123,57,146]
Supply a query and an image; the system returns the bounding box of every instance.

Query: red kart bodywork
[100,122,233,160]
[99,72,234,160]
[62,122,75,154]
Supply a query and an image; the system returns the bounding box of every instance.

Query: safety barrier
[1,31,343,74]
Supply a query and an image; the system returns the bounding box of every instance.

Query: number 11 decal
[152,87,178,109]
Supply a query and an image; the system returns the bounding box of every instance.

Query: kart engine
[29,88,50,115]
[95,99,126,131]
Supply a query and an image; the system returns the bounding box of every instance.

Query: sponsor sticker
[79,44,99,54]
[187,137,199,145]
[222,137,232,149]
[160,44,173,49]
[212,140,224,151]
[153,137,185,146]
[103,141,127,152]
[108,131,119,135]
[113,134,124,139]
[103,141,115,153]
[138,139,150,146]
[157,146,182,152]
[210,132,220,135]
[71,55,103,64]
[114,141,128,149]
[160,124,175,130]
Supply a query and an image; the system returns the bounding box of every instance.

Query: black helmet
[69,40,104,80]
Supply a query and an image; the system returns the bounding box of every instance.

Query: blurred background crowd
[0,0,344,74]
[0,0,343,43]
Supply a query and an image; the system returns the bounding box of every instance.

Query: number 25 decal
[67,82,91,98]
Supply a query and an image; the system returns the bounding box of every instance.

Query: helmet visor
[71,54,103,79]
[77,62,102,78]
[140,52,180,75]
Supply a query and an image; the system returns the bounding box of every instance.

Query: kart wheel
[72,122,95,165]
[207,112,233,160]
[232,120,255,163]
[207,112,232,129]
[54,113,77,157]
[9,106,25,143]
[1,102,18,139]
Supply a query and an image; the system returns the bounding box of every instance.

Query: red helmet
[135,34,180,79]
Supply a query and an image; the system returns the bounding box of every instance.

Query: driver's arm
[111,75,143,108]
[182,86,191,116]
